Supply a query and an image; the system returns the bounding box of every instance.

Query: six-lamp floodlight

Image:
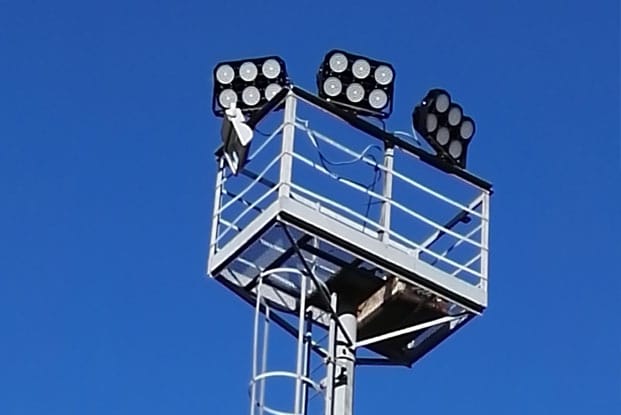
[412,89,476,168]
[212,56,289,117]
[316,50,395,119]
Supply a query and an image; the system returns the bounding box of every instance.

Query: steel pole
[378,144,394,243]
[332,303,357,415]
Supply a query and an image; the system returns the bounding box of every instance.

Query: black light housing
[413,89,476,168]
[212,56,289,117]
[316,49,395,119]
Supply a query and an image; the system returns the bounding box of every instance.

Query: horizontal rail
[295,122,486,220]
[290,151,484,250]
[419,195,485,250]
[428,224,483,266]
[218,154,282,215]
[289,183,383,234]
[216,184,279,245]
[219,219,241,233]
[451,254,483,278]
[247,124,284,162]
[290,86,493,191]
[222,189,266,214]
[290,182,484,279]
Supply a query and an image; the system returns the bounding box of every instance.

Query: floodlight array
[212,56,289,117]
[316,50,395,119]
[211,51,481,172]
[412,89,476,168]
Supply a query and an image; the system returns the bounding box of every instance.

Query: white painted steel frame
[208,91,491,310]
[208,91,492,415]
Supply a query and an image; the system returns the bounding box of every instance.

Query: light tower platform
[207,87,491,415]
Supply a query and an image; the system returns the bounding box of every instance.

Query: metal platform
[207,87,491,368]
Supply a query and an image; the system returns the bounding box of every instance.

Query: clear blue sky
[1,1,619,414]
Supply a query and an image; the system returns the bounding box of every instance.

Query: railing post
[249,277,263,415]
[294,272,308,415]
[279,92,297,199]
[378,144,394,242]
[209,156,226,260]
[480,190,491,292]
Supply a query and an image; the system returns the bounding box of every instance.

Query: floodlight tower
[207,56,492,415]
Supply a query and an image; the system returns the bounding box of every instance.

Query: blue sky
[1,1,619,414]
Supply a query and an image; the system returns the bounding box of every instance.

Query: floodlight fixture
[413,89,476,168]
[316,49,395,119]
[212,56,289,117]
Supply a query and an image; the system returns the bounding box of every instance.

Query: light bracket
[221,103,253,175]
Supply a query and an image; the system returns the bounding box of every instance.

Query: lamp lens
[262,59,281,79]
[352,59,371,79]
[265,83,282,101]
[239,62,258,82]
[219,89,237,108]
[328,53,348,73]
[374,65,394,85]
[323,77,343,97]
[242,86,260,106]
[369,89,388,109]
[434,93,450,113]
[460,119,475,140]
[436,126,450,145]
[216,64,235,84]
[448,140,463,158]
[448,105,463,126]
[425,113,438,133]
[346,83,365,103]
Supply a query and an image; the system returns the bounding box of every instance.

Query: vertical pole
[258,305,270,415]
[332,302,357,415]
[209,156,226,260]
[302,313,312,415]
[250,277,263,415]
[378,144,394,243]
[324,293,338,415]
[294,272,308,414]
[480,191,491,292]
[279,93,297,199]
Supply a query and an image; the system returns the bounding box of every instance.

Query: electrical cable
[297,117,381,174]
[298,118,385,233]
[392,129,422,146]
[297,118,386,232]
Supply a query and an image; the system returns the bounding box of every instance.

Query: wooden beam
[357,276,451,328]
[357,277,406,326]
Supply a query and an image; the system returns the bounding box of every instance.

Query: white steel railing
[210,91,490,291]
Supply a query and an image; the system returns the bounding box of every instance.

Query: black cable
[361,164,381,233]
[306,128,382,191]
[306,129,382,234]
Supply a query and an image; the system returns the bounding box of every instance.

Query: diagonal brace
[281,223,355,347]
[355,314,466,349]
